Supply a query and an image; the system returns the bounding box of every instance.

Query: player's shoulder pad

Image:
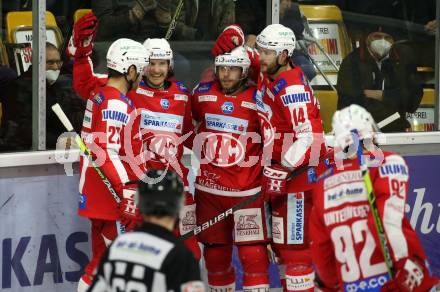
[193,81,214,94]
[271,77,287,96]
[378,152,408,178]
[91,91,105,106]
[235,87,256,110]
[282,66,309,87]
[298,70,310,87]
[175,81,189,93]
[119,93,135,108]
[252,88,266,111]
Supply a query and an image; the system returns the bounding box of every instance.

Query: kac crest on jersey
[160,98,170,110]
[221,101,234,114]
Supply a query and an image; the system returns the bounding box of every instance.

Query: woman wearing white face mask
[366,31,395,61]
[336,29,423,132]
[0,42,85,151]
[46,42,63,85]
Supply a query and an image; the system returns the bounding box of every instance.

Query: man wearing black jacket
[337,30,423,132]
[0,42,84,151]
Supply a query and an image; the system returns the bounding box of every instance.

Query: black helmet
[136,169,184,217]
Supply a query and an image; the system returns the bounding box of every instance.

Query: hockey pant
[196,189,270,291]
[174,191,201,260]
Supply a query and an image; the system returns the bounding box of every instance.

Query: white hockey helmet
[106,38,149,74]
[256,24,296,57]
[214,46,251,78]
[143,38,174,68]
[332,104,379,150]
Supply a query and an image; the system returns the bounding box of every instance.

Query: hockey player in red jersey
[191,46,270,291]
[310,104,438,291]
[212,23,326,291]
[70,13,200,260]
[77,38,149,291]
[128,38,200,260]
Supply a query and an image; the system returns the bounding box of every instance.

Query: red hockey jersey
[191,81,263,196]
[256,65,326,191]
[79,86,142,220]
[73,56,107,99]
[128,80,193,183]
[310,151,438,291]
[72,55,193,183]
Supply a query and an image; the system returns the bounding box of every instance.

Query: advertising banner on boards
[0,166,90,291]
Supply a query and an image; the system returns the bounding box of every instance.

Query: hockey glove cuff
[71,12,98,58]
[119,186,140,231]
[381,257,425,291]
[262,164,290,196]
[211,24,245,56]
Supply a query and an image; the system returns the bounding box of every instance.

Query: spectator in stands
[193,0,235,40]
[235,0,266,38]
[0,42,85,151]
[240,0,316,80]
[336,29,423,132]
[0,66,17,93]
[425,20,437,35]
[93,0,190,41]
[93,0,234,42]
[280,0,317,80]
[393,0,436,28]
[92,1,187,81]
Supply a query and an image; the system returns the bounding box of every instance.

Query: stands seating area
[0,5,435,131]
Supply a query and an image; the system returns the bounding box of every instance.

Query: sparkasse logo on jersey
[221,101,234,114]
[205,114,248,134]
[288,192,304,244]
[141,111,183,133]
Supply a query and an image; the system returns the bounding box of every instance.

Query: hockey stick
[354,130,394,278]
[179,162,314,241]
[165,0,184,40]
[180,112,401,241]
[52,104,126,234]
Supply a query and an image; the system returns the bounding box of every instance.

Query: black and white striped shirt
[88,222,204,292]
